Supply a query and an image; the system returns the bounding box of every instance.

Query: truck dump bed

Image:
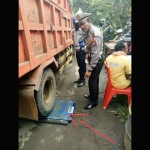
[19,0,73,78]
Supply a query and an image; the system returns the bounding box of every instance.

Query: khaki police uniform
[76,12,104,108]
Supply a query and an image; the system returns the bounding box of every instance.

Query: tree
[72,0,131,29]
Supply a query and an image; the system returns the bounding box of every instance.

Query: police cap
[116,29,123,33]
[76,12,92,23]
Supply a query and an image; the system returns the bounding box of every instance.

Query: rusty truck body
[19,0,73,121]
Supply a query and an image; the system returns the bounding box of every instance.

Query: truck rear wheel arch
[19,58,58,119]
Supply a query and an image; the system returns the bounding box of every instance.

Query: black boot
[84,99,97,109]
[77,80,85,87]
[74,78,81,83]
[84,103,97,109]
[77,73,85,87]
[84,95,90,98]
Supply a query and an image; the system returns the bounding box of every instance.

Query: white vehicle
[123,30,131,42]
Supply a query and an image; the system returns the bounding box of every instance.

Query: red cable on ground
[68,114,78,127]
[71,117,79,127]
[69,114,88,116]
[79,120,117,144]
[68,114,88,127]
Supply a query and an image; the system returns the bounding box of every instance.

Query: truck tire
[34,68,56,117]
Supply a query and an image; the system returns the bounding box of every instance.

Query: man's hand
[84,71,92,79]
[85,54,88,59]
[125,74,131,80]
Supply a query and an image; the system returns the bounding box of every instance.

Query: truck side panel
[19,0,73,78]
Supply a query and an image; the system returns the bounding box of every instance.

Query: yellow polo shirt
[106,53,131,89]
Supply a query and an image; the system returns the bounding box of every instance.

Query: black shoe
[84,95,90,99]
[84,103,97,109]
[74,78,81,83]
[77,81,85,87]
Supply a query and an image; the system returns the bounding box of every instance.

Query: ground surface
[19,56,125,150]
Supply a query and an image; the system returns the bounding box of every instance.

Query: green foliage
[115,94,128,106]
[72,0,131,29]
[114,95,128,124]
[116,104,128,124]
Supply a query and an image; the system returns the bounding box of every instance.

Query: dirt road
[19,57,125,150]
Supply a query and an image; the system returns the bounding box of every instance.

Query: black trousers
[76,48,86,81]
[88,58,104,104]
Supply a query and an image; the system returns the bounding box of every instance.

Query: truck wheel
[34,68,56,117]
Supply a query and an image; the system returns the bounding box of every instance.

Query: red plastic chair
[103,63,132,109]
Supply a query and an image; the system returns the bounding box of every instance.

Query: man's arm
[114,35,118,41]
[125,58,131,79]
[71,30,75,56]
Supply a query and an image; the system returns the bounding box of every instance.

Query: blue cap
[72,16,78,23]
[105,20,110,25]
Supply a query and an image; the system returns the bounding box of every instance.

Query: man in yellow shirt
[105,41,131,89]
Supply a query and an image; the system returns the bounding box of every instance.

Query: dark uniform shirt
[72,28,85,51]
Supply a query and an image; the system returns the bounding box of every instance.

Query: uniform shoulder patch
[91,31,98,46]
[91,31,95,37]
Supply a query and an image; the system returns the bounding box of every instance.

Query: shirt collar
[112,51,127,56]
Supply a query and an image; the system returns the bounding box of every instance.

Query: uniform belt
[81,47,85,50]
[88,56,102,64]
[76,46,85,52]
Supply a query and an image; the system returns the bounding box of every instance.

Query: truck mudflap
[19,86,38,120]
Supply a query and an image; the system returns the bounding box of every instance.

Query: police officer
[99,18,105,27]
[76,12,104,109]
[72,16,86,87]
[101,20,110,32]
[102,20,111,42]
[113,29,123,41]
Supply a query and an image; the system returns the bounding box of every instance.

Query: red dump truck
[19,0,73,121]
